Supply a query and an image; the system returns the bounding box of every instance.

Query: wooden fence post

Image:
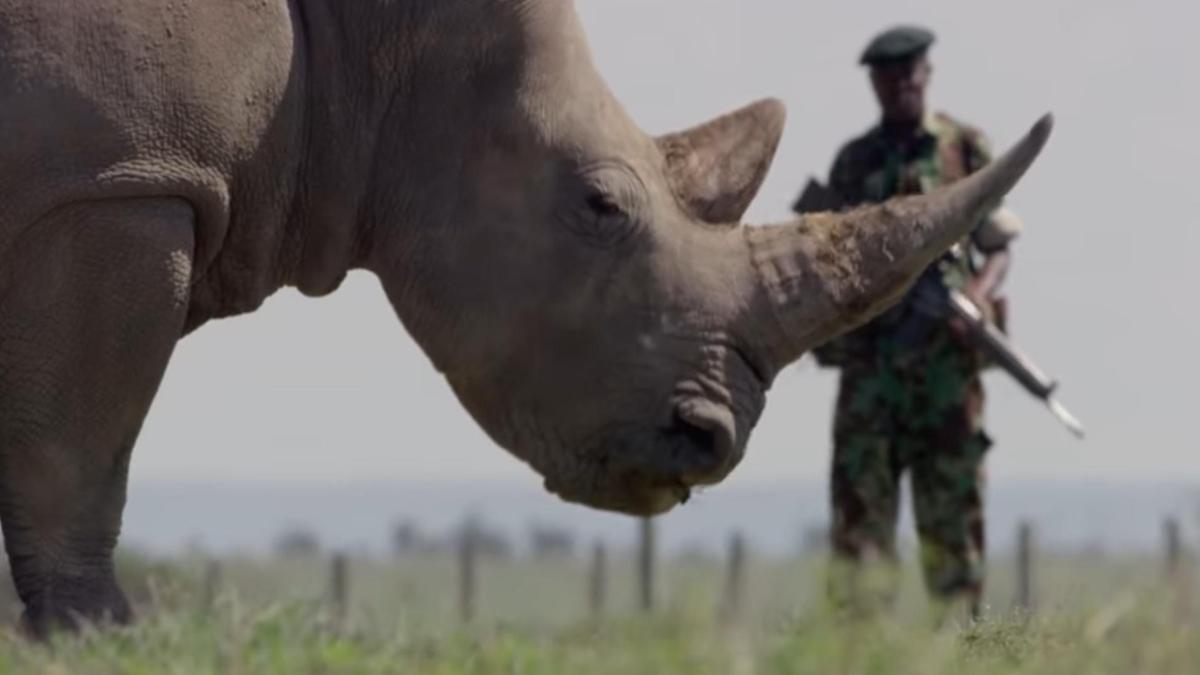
[1165,517,1182,579]
[1164,516,1196,622]
[330,553,349,621]
[1015,521,1035,612]
[460,523,478,623]
[589,542,607,619]
[638,517,656,613]
[721,531,747,624]
[203,559,223,608]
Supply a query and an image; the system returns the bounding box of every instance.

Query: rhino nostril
[674,413,718,456]
[669,406,733,486]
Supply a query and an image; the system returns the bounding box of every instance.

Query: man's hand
[964,278,996,320]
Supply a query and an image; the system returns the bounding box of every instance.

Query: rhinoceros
[0,0,1050,633]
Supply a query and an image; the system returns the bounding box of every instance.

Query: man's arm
[967,247,1010,316]
[970,204,1023,303]
[962,128,1019,314]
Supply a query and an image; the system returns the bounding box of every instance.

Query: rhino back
[0,0,305,304]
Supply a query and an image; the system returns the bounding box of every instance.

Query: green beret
[859,26,935,66]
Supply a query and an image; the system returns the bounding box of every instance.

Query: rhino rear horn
[657,98,786,225]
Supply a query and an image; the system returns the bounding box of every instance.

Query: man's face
[870,56,931,124]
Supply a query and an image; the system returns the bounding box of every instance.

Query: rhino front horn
[746,114,1054,368]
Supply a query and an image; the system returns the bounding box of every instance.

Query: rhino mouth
[632,336,760,491]
[546,411,737,516]
[644,414,726,509]
[627,345,764,513]
[538,338,766,516]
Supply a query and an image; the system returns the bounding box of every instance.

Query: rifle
[792,177,1085,439]
[941,286,1085,439]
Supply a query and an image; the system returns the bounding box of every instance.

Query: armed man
[795,26,1024,619]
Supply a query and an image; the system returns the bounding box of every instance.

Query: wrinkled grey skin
[0,0,1051,634]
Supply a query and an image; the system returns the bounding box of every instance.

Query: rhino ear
[656,98,787,225]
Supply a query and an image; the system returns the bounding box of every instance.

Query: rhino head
[364,2,1051,515]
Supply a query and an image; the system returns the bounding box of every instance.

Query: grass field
[0,550,1195,674]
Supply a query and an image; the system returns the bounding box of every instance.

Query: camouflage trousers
[827,353,990,613]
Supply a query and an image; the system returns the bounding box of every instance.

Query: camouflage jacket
[813,112,999,371]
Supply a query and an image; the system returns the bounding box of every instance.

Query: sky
[130,0,1199,499]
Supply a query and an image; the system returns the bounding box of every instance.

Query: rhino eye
[560,163,644,248]
[586,192,623,218]
[570,188,637,248]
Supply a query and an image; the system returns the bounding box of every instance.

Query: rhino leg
[0,199,193,636]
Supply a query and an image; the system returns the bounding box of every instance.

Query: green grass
[0,553,1195,674]
[0,596,1196,675]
